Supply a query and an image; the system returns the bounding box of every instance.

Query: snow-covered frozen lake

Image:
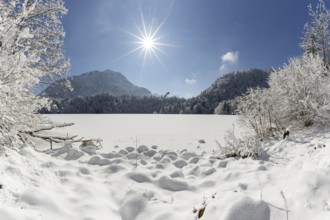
[46,114,241,152]
[2,114,330,219]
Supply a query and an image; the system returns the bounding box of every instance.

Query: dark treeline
[43,95,188,114]
[42,94,223,114]
[41,69,270,114]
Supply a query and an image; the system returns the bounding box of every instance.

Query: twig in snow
[280,190,289,220]
[132,136,139,172]
[193,197,208,219]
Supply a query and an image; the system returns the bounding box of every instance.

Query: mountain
[183,69,270,114]
[41,70,152,98]
[200,68,270,102]
[42,68,270,114]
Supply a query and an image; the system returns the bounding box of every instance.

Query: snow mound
[158,175,191,191]
[170,170,184,178]
[173,159,188,168]
[143,149,157,157]
[87,156,112,166]
[181,151,197,160]
[137,145,149,153]
[223,196,270,220]
[201,167,216,176]
[119,191,149,220]
[48,143,84,160]
[127,172,152,183]
[79,145,97,155]
[103,164,127,174]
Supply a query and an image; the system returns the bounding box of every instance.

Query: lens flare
[115,5,177,73]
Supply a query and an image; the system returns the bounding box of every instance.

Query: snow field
[44,114,243,153]
[1,115,330,219]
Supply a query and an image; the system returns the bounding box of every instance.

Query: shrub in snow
[237,87,282,139]
[216,126,262,159]
[79,138,102,155]
[238,54,330,140]
[268,55,330,128]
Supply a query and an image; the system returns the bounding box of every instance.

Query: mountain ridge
[42,68,270,114]
[41,69,152,98]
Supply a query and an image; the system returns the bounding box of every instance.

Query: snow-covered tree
[238,54,330,140]
[268,54,330,128]
[237,87,281,139]
[238,54,330,139]
[237,1,330,140]
[300,0,330,65]
[301,23,320,57]
[0,0,69,147]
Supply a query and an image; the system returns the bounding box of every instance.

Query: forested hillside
[43,69,269,114]
[41,70,152,98]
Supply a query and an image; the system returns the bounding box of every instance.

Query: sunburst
[116,6,176,72]
[141,36,155,51]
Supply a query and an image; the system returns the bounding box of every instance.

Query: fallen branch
[31,122,75,133]
[280,190,289,220]
[27,132,78,142]
[19,122,79,149]
[265,201,290,213]
[19,122,104,151]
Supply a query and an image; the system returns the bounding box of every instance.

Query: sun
[133,24,165,64]
[113,5,178,73]
[115,23,166,68]
[142,36,155,51]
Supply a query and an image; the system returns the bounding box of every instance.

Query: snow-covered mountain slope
[41,70,152,98]
[1,115,330,220]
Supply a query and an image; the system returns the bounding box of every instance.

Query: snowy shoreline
[44,114,242,153]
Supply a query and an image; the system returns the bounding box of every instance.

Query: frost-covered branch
[18,122,80,149]
[0,0,70,148]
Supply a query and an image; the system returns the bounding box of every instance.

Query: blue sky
[62,0,316,97]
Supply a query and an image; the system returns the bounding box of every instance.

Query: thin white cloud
[219,64,226,70]
[219,51,239,72]
[185,78,197,85]
[221,51,239,63]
